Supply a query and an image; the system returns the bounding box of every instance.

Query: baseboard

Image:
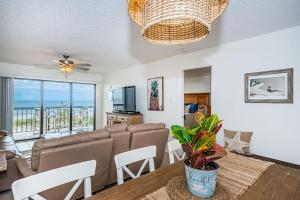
[249,154,300,169]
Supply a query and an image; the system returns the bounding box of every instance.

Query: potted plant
[171,112,227,198]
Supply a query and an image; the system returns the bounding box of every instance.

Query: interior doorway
[183,67,211,128]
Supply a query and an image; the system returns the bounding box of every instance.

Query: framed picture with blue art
[244,68,293,103]
[147,77,164,111]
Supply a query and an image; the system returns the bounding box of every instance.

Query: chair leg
[84,177,92,198]
[149,158,155,172]
[117,168,124,185]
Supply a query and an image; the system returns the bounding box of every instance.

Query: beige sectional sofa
[9,123,169,199]
[0,131,21,192]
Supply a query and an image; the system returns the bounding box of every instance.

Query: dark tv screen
[125,86,136,112]
[113,88,124,105]
[113,86,136,112]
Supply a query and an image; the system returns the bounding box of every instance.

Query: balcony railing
[13,106,95,140]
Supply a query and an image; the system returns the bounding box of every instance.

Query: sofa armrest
[0,150,18,160]
[15,158,36,177]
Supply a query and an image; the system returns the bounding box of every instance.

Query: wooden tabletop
[0,152,7,172]
[88,161,300,200]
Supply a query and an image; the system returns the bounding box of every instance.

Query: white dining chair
[12,160,96,200]
[168,140,186,164]
[114,145,156,185]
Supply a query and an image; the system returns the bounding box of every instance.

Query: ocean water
[14,100,94,108]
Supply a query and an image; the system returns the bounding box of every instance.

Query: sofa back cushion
[127,123,165,133]
[128,124,169,174]
[105,124,127,133]
[31,129,109,170]
[38,138,113,199]
[106,131,131,185]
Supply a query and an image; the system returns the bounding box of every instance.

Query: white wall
[0,62,103,128]
[103,26,300,165]
[184,68,211,93]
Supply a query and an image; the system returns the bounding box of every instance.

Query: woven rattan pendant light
[142,0,212,45]
[128,0,145,26]
[128,0,228,26]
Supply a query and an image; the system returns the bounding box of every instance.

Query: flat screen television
[113,86,136,113]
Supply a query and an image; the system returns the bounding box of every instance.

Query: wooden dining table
[88,161,300,200]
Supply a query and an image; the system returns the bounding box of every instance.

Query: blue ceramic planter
[184,161,219,199]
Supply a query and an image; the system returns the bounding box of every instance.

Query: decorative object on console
[147,77,164,111]
[108,86,113,102]
[128,0,228,45]
[171,112,227,198]
[245,68,293,103]
[224,129,253,155]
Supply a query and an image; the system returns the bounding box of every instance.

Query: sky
[14,79,95,103]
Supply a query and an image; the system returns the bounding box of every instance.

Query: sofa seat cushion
[31,129,109,170]
[128,123,165,132]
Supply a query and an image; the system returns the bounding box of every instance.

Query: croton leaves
[195,111,206,126]
[182,143,192,159]
[171,125,186,144]
[200,114,220,132]
[188,126,200,136]
[171,125,193,144]
[212,121,223,135]
[193,132,216,152]
[171,114,226,169]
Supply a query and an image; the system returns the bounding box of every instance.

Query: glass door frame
[13,78,96,141]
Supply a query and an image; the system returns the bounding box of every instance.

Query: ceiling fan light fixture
[59,64,76,77]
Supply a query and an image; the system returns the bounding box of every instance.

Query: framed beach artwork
[147,77,164,111]
[244,68,293,103]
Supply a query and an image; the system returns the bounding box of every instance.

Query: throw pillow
[224,129,253,155]
[184,104,191,113]
[189,104,199,113]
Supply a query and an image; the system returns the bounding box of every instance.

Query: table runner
[142,153,274,200]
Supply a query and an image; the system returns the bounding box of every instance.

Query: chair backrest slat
[114,146,156,185]
[168,140,186,164]
[12,160,96,200]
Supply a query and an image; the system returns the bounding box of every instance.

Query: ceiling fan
[52,55,92,77]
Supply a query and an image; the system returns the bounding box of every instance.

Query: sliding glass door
[72,83,95,132]
[43,81,71,134]
[13,79,42,140]
[13,79,96,141]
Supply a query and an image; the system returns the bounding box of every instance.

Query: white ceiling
[0,0,300,74]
